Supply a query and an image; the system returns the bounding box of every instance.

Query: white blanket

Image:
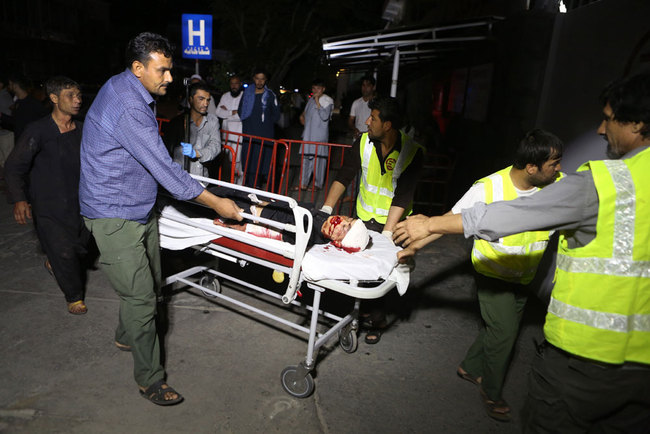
[301,232,410,295]
[159,206,219,250]
[158,205,409,294]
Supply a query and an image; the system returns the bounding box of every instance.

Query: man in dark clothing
[0,75,48,141]
[238,68,280,189]
[321,96,424,344]
[4,76,91,314]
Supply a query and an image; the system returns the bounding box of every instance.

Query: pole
[195,59,199,76]
[390,47,400,98]
[184,79,191,172]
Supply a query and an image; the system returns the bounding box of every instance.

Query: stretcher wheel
[280,365,314,398]
[199,275,221,297]
[339,326,358,353]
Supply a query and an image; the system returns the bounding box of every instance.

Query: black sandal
[364,329,382,344]
[139,380,184,406]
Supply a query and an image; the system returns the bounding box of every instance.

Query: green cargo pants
[84,216,164,388]
[460,272,528,401]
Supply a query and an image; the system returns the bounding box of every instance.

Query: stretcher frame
[162,175,397,397]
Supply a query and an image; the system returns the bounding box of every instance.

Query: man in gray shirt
[167,82,221,178]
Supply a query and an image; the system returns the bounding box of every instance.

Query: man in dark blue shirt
[80,32,242,406]
[238,68,280,189]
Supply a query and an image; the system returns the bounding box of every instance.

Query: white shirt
[350,96,372,132]
[451,180,537,214]
[216,91,243,136]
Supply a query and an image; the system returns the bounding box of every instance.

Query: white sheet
[159,206,219,250]
[158,205,409,294]
[301,232,410,295]
[159,205,287,252]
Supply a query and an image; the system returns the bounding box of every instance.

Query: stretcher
[160,175,409,397]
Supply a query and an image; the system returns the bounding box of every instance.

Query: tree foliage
[209,0,384,88]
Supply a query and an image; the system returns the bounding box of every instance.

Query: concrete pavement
[0,178,547,433]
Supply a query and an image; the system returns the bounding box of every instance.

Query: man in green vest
[321,96,424,344]
[393,72,650,432]
[403,129,563,422]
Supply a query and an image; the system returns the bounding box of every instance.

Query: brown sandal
[44,259,54,276]
[67,300,87,315]
[457,366,482,385]
[114,341,132,352]
[480,388,511,422]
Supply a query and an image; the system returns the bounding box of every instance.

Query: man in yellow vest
[321,96,424,344]
[394,72,650,432]
[409,129,563,422]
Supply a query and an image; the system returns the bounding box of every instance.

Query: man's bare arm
[322,180,347,210]
[383,205,405,234]
[194,190,244,221]
[393,212,463,246]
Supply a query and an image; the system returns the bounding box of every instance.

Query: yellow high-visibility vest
[471,166,561,284]
[356,131,423,224]
[546,148,650,364]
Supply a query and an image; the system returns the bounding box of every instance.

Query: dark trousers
[35,214,91,303]
[242,139,271,189]
[460,273,528,400]
[524,342,650,433]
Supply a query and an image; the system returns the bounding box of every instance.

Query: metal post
[195,59,199,76]
[390,47,400,97]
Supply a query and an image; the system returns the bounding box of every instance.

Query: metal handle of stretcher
[189,175,313,304]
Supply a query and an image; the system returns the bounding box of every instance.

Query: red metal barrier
[220,130,290,194]
[156,117,170,136]
[157,123,354,214]
[282,139,356,216]
[216,144,237,184]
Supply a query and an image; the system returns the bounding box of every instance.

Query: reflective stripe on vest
[471,166,556,284]
[547,151,650,364]
[356,132,422,223]
[548,298,650,333]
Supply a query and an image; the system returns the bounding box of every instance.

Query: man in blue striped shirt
[80,32,242,406]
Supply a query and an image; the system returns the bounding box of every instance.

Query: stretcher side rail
[189,175,312,304]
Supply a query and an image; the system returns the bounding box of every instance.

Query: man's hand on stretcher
[194,190,244,221]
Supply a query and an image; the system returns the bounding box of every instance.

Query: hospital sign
[181,14,213,59]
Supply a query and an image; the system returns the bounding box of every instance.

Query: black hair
[125,32,173,68]
[368,96,402,130]
[512,128,564,170]
[44,76,80,99]
[7,74,30,91]
[188,82,211,98]
[312,78,326,87]
[361,75,376,86]
[599,72,650,139]
[252,67,270,81]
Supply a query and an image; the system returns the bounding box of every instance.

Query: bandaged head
[340,219,370,251]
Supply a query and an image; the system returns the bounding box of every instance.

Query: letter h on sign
[182,14,213,60]
[188,20,205,46]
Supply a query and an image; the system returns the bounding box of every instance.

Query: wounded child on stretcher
[210,189,370,252]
